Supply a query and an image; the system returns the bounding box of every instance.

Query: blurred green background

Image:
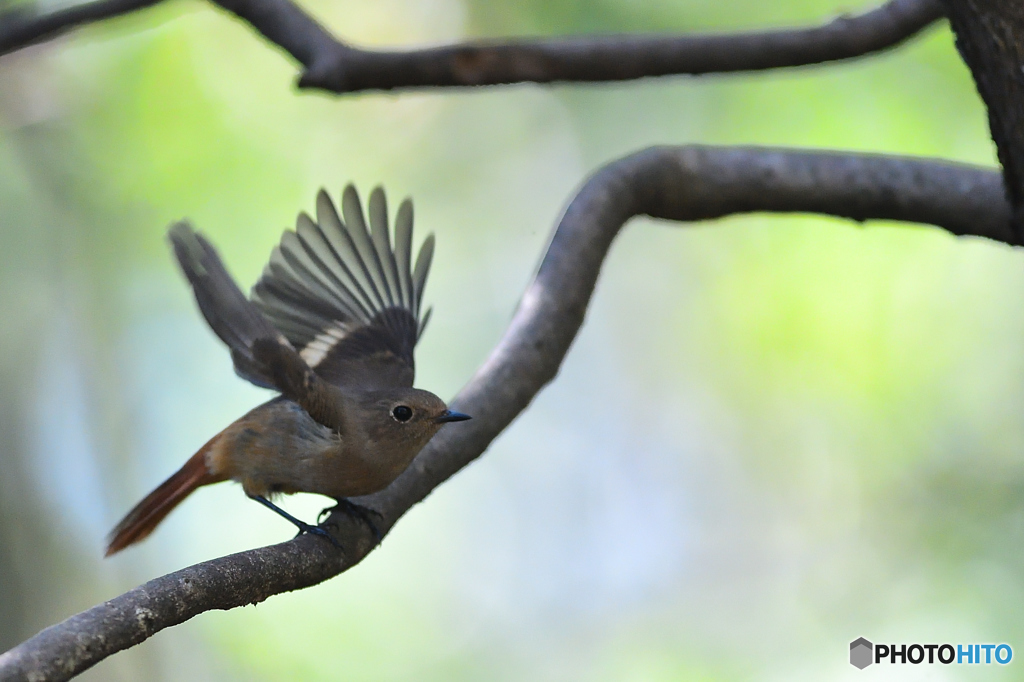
[0,0,1018,679]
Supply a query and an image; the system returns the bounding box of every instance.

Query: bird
[105,185,470,556]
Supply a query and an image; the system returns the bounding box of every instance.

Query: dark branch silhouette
[940,0,1024,241]
[241,0,947,92]
[0,0,160,55]
[0,0,944,91]
[0,145,1009,682]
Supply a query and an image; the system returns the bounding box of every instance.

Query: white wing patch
[300,322,354,367]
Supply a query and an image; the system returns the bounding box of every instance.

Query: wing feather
[412,233,434,321]
[251,185,433,389]
[339,187,390,311]
[294,214,371,321]
[314,190,381,316]
[393,199,414,310]
[369,187,401,310]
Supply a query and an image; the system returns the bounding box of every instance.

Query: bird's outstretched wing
[250,185,434,390]
[169,221,290,389]
[169,222,343,431]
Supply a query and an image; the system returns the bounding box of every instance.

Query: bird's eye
[392,405,413,422]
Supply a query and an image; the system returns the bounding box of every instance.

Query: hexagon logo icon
[850,638,873,669]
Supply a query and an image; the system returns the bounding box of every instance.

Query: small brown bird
[105,185,470,556]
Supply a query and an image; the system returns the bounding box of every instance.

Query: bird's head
[356,387,470,457]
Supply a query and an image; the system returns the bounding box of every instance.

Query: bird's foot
[319,498,383,545]
[292,520,343,550]
[249,494,342,551]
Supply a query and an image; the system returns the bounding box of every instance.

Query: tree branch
[264,0,948,93]
[0,0,944,92]
[0,0,160,56]
[939,0,1024,242]
[0,145,1010,682]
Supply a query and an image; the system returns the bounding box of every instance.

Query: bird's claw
[294,521,343,550]
[320,499,383,545]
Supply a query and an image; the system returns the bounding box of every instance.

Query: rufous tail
[105,435,227,556]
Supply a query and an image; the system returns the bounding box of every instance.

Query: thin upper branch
[0,145,1010,682]
[268,0,948,93]
[0,0,944,91]
[0,0,160,55]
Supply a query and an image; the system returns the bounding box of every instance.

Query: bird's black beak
[435,410,471,424]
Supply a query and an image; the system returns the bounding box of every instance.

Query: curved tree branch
[0,0,944,92]
[0,145,1010,682]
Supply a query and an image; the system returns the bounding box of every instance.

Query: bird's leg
[249,495,341,550]
[319,498,383,545]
